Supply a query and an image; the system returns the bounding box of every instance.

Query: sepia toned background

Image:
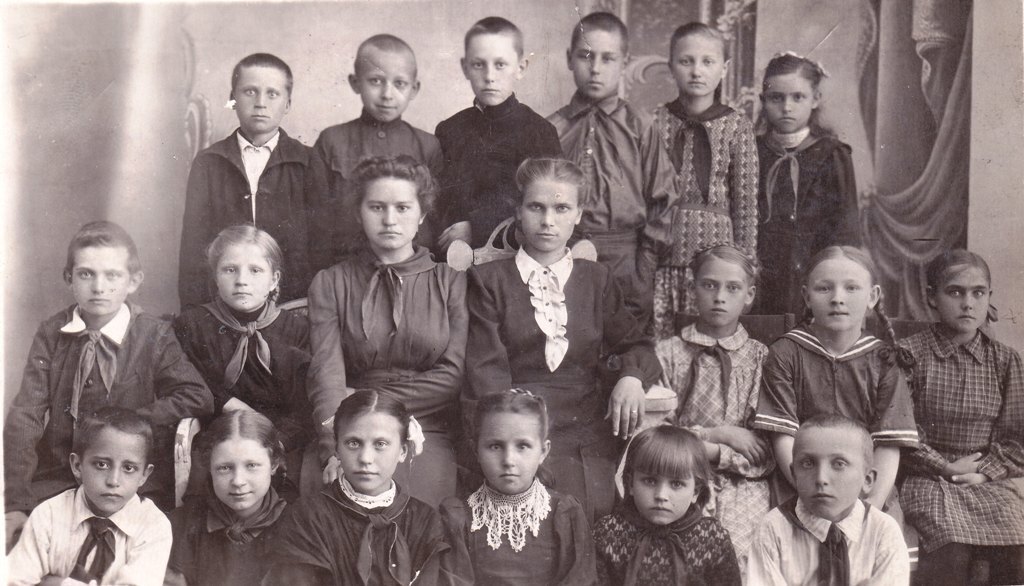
[3,0,1022,409]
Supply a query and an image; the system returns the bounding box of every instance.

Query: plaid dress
[899,325,1024,552]
[655,324,773,573]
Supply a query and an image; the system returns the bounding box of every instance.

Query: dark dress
[172,304,312,453]
[263,481,449,586]
[593,503,741,586]
[434,94,562,248]
[439,488,597,585]
[465,258,661,522]
[753,134,860,315]
[307,247,467,506]
[166,492,286,586]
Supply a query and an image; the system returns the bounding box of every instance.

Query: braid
[874,295,915,369]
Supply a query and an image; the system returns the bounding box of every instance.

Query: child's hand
[322,455,342,485]
[951,472,990,485]
[607,376,645,439]
[437,222,472,252]
[709,426,769,465]
[942,452,982,478]
[222,397,255,413]
[6,510,27,546]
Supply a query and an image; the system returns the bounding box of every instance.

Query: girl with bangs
[595,425,741,585]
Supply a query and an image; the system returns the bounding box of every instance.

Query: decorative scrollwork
[622,54,669,97]
[182,30,212,162]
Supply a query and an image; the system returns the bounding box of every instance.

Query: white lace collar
[468,478,551,552]
[339,476,396,509]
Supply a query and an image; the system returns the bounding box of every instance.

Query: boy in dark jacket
[5,222,213,548]
[178,53,330,307]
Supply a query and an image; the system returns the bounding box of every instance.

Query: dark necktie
[71,516,117,582]
[819,523,850,586]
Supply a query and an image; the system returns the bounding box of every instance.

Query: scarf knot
[763,131,821,223]
[71,516,117,583]
[70,330,118,425]
[687,343,733,401]
[206,488,286,545]
[362,265,405,340]
[621,501,703,586]
[202,298,280,389]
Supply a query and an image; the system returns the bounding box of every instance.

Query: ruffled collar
[468,479,551,552]
[338,476,396,509]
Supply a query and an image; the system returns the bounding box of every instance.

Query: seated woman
[174,225,312,497]
[306,155,467,507]
[465,157,661,522]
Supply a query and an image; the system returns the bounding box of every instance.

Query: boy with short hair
[7,407,173,586]
[5,222,212,545]
[747,415,910,585]
[315,34,442,256]
[179,52,331,307]
[435,16,562,251]
[548,11,676,324]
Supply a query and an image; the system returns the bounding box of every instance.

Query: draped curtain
[859,0,972,319]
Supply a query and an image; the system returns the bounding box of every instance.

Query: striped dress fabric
[753,327,919,448]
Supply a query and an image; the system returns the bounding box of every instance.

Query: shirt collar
[60,304,131,345]
[563,91,622,119]
[72,486,146,538]
[515,247,573,286]
[795,498,865,545]
[679,323,749,351]
[358,109,403,129]
[783,326,883,362]
[929,323,987,363]
[236,129,280,152]
[473,93,519,117]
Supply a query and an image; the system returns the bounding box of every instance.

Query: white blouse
[514,248,573,372]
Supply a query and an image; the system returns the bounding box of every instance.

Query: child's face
[567,29,626,103]
[692,257,755,338]
[461,33,526,107]
[761,72,819,135]
[68,245,143,330]
[669,34,727,101]
[349,46,420,124]
[802,258,880,335]
[476,412,550,495]
[335,412,408,496]
[791,427,875,522]
[630,471,698,526]
[929,265,991,342]
[70,428,153,517]
[232,65,291,144]
[210,437,277,520]
[359,177,424,262]
[515,179,582,263]
[215,242,280,312]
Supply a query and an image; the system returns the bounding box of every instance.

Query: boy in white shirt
[748,414,909,585]
[7,407,172,586]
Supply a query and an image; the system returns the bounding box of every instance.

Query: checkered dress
[655,324,773,573]
[899,325,1024,552]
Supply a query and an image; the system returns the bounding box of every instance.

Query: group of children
[4,10,1023,586]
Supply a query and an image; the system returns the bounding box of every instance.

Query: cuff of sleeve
[619,367,647,387]
[716,443,738,471]
[977,456,1007,481]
